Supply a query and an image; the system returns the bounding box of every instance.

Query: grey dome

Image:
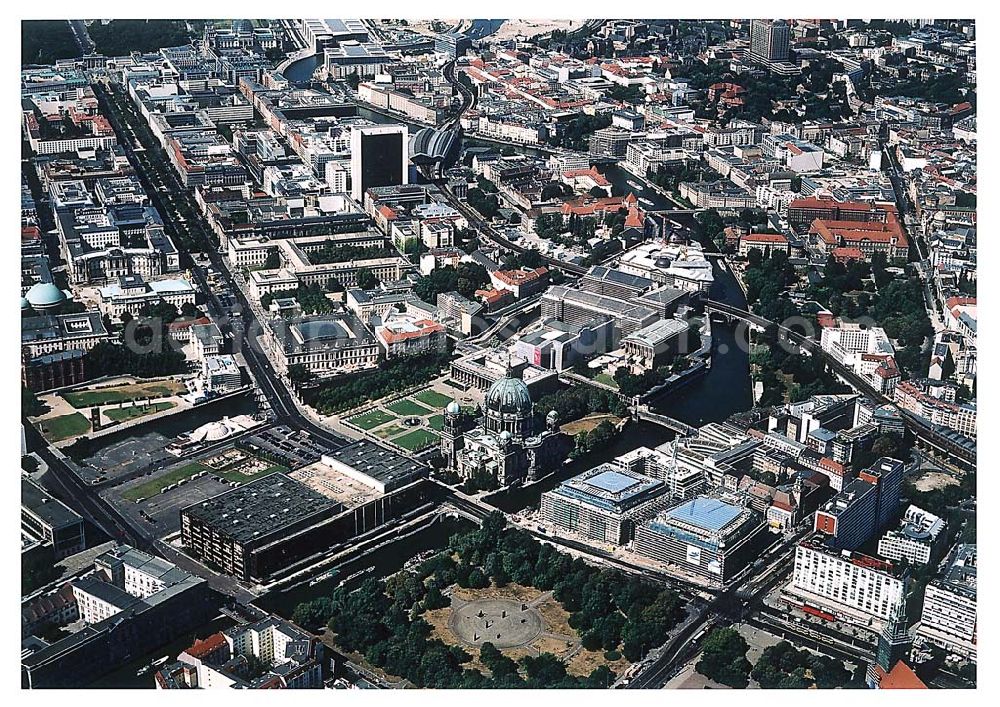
[446,401,461,415]
[498,430,513,443]
[20,296,31,310]
[25,282,66,309]
[546,409,559,422]
[485,372,532,416]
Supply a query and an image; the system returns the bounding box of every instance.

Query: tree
[264,250,281,269]
[345,71,361,90]
[356,267,379,290]
[288,363,316,388]
[22,386,48,417]
[696,627,751,688]
[872,434,902,459]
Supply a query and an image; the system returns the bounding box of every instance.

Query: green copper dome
[25,282,66,309]
[485,371,532,416]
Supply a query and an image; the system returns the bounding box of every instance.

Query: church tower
[867,597,913,688]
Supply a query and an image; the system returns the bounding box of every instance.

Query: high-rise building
[750,19,790,62]
[916,544,977,660]
[813,457,904,550]
[350,125,408,202]
[788,538,906,627]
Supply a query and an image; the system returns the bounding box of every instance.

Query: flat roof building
[21,477,86,559]
[181,473,340,582]
[634,495,768,585]
[320,440,427,494]
[541,464,671,545]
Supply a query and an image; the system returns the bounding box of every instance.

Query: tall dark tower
[439,401,465,470]
[867,597,913,687]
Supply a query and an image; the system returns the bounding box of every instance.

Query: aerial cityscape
[19,17,977,690]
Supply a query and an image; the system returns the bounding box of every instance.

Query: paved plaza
[448,598,544,649]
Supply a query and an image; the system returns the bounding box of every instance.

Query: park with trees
[291,513,687,688]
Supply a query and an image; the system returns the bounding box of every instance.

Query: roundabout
[447,598,544,649]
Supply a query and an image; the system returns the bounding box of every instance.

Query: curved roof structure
[410,127,460,168]
[485,372,532,416]
[25,282,67,309]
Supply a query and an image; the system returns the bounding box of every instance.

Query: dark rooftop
[181,473,339,543]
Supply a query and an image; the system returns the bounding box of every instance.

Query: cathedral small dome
[446,401,461,415]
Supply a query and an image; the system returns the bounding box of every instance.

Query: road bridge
[633,405,697,436]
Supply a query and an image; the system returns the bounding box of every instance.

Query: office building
[350,125,408,201]
[157,615,324,689]
[633,495,768,584]
[916,544,977,660]
[877,505,946,566]
[540,465,671,545]
[750,19,790,62]
[203,354,243,393]
[22,545,216,688]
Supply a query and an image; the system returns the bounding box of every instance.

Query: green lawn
[121,463,208,502]
[385,398,432,417]
[39,413,91,442]
[63,381,184,408]
[428,414,445,431]
[348,409,398,431]
[373,424,406,440]
[105,401,175,422]
[413,389,454,410]
[214,463,288,483]
[594,373,619,389]
[394,428,439,452]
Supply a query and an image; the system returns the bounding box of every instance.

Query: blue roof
[664,497,742,532]
[586,469,641,494]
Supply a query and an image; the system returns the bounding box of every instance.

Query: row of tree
[302,350,451,414]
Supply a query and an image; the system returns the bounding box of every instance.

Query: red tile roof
[184,632,228,660]
[742,232,788,244]
[879,661,927,689]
